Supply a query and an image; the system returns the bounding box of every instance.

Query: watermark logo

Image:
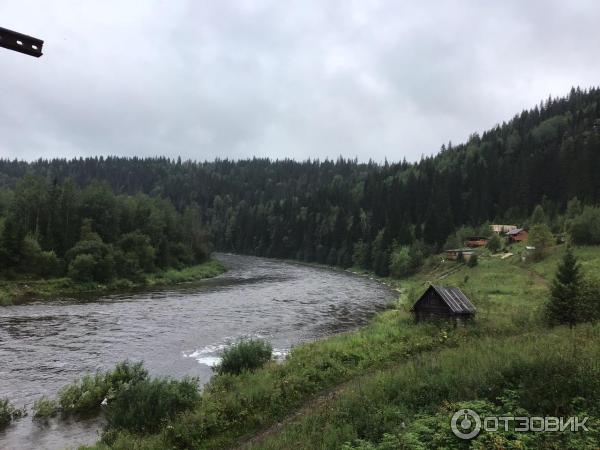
[451,409,482,439]
[451,409,590,440]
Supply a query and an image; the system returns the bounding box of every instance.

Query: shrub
[117,231,155,273]
[68,254,97,282]
[486,234,502,253]
[105,377,199,433]
[0,398,25,428]
[33,396,58,419]
[389,242,423,278]
[528,224,554,261]
[467,253,478,267]
[21,235,61,277]
[59,372,108,414]
[570,206,600,245]
[0,291,11,306]
[65,238,115,282]
[58,361,148,415]
[105,361,148,400]
[216,339,273,375]
[580,277,600,323]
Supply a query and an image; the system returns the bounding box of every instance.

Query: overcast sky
[1,1,599,163]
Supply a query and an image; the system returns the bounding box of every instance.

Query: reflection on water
[0,254,394,450]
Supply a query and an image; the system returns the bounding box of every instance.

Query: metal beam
[0,26,43,57]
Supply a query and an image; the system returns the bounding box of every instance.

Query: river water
[0,254,395,450]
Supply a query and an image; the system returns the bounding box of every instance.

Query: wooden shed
[445,248,475,262]
[465,236,489,248]
[507,228,528,243]
[491,224,517,234]
[411,285,476,321]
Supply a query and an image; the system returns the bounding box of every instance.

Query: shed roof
[507,228,525,236]
[412,285,476,315]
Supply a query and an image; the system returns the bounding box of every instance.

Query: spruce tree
[546,246,582,327]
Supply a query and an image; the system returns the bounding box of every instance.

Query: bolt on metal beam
[0,26,44,57]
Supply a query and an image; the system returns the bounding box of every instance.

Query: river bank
[80,245,600,449]
[0,259,226,306]
[0,254,394,450]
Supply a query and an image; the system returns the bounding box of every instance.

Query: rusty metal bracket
[0,26,43,57]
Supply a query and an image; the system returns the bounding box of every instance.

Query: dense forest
[0,178,212,281]
[1,86,600,279]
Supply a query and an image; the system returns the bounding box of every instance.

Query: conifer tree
[546,246,582,327]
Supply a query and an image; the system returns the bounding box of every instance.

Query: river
[0,254,395,450]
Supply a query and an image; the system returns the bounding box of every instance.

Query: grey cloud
[1,0,599,162]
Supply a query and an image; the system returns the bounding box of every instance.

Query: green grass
[84,311,482,449]
[70,244,600,449]
[146,259,226,285]
[0,259,226,305]
[256,326,600,449]
[0,398,26,429]
[32,397,58,419]
[216,339,273,375]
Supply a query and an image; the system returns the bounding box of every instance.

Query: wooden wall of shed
[413,289,451,318]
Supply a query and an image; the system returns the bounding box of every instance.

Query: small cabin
[465,236,489,248]
[491,224,517,234]
[445,248,475,262]
[507,228,528,243]
[411,285,476,321]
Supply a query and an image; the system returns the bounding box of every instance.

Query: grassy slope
[251,245,600,449]
[0,258,226,306]
[84,244,600,450]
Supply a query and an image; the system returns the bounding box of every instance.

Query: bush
[0,291,11,306]
[58,361,148,415]
[59,372,108,414]
[580,277,600,323]
[21,235,61,277]
[389,246,411,278]
[570,206,600,245]
[0,398,25,428]
[117,232,155,271]
[216,339,273,375]
[65,238,115,282]
[467,253,478,267]
[105,361,149,400]
[528,224,554,261]
[33,396,58,419]
[389,242,423,278]
[486,234,502,253]
[68,254,97,282]
[105,377,199,433]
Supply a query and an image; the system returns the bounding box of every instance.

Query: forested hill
[1,87,600,275]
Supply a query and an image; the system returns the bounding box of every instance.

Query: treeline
[0,177,212,281]
[1,87,599,276]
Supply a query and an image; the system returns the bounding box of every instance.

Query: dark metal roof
[506,228,525,236]
[412,285,476,315]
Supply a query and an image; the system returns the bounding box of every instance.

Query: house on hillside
[491,224,518,234]
[411,285,476,321]
[465,236,489,248]
[507,228,528,243]
[445,248,476,262]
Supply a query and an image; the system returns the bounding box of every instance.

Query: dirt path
[528,268,549,287]
[234,385,347,449]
